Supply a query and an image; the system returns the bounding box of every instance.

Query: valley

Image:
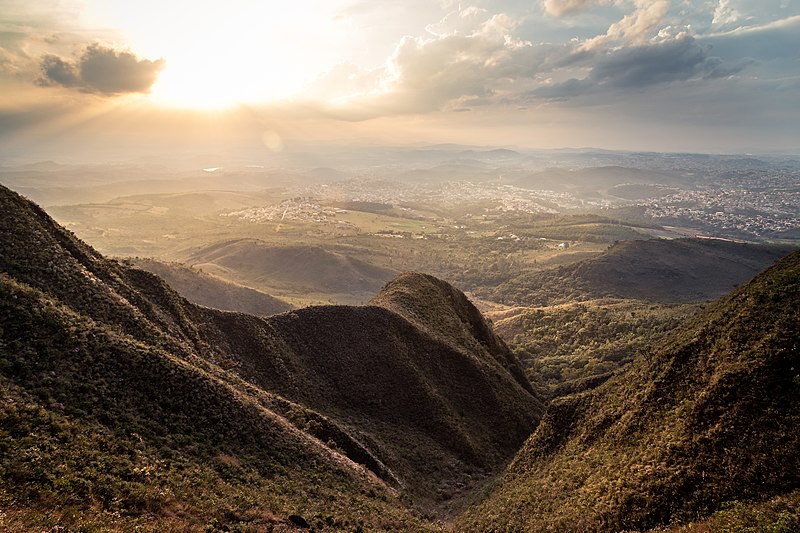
[11,148,796,391]
[1,147,798,531]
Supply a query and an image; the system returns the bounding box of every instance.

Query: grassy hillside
[0,184,429,531]
[0,275,426,532]
[372,272,538,397]
[487,299,700,389]
[184,239,398,304]
[128,257,294,316]
[0,184,540,529]
[458,249,800,531]
[200,279,546,514]
[491,238,795,306]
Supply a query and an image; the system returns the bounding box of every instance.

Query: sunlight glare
[81,0,352,109]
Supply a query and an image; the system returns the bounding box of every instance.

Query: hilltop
[459,248,800,531]
[127,257,294,316]
[0,184,540,530]
[491,237,794,306]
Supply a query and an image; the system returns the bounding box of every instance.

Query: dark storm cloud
[37,44,164,94]
[534,36,744,99]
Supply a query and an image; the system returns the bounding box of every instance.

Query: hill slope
[459,249,800,531]
[128,257,294,316]
[199,277,546,512]
[0,184,540,529]
[0,185,421,531]
[185,239,398,302]
[492,237,794,306]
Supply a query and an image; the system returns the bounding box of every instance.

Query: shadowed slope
[200,275,545,512]
[459,250,800,531]
[372,272,539,397]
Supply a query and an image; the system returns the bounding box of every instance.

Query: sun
[146,36,307,110]
[81,0,353,109]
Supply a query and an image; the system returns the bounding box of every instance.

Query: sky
[0,0,799,162]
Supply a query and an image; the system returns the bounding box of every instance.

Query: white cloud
[425,6,489,36]
[712,0,742,26]
[543,0,607,17]
[322,8,565,117]
[581,0,671,50]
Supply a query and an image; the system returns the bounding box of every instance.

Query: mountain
[458,248,800,531]
[184,239,398,303]
[0,184,541,530]
[492,237,795,306]
[371,272,535,397]
[199,275,546,513]
[127,257,294,316]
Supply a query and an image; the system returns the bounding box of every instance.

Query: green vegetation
[487,238,795,306]
[489,299,699,389]
[654,491,800,532]
[458,249,800,532]
[0,274,432,532]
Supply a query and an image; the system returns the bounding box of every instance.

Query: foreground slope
[0,184,434,531]
[492,238,794,306]
[0,184,540,529]
[459,249,800,531]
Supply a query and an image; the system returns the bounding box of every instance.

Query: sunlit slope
[129,257,294,316]
[458,249,800,531]
[492,237,794,306]
[185,239,398,302]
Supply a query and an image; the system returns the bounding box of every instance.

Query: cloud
[37,44,164,94]
[39,54,81,87]
[324,9,567,117]
[425,6,489,36]
[712,0,742,26]
[543,0,606,17]
[534,36,743,99]
[581,0,670,50]
[701,15,800,62]
[290,3,794,124]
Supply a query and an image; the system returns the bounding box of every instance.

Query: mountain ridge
[185,239,398,303]
[0,183,539,529]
